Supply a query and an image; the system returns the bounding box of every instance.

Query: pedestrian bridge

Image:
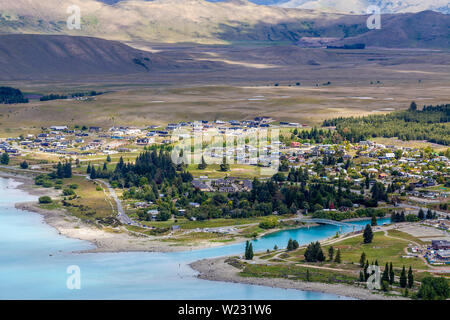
[299,218,362,230]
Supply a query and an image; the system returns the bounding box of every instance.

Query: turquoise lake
[0,177,390,299]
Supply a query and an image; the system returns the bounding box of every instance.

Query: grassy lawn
[281,230,429,272]
[60,175,115,221]
[187,164,272,179]
[240,263,357,285]
[140,216,266,230]
[387,229,428,246]
[162,232,233,243]
[322,231,429,270]
[372,137,448,152]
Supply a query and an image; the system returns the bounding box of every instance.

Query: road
[93,178,137,226]
[1,164,138,227]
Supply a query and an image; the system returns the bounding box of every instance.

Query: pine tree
[0,152,9,165]
[220,156,230,172]
[359,270,365,282]
[363,224,373,243]
[418,208,425,220]
[407,266,414,288]
[63,162,72,178]
[248,243,254,260]
[106,155,111,162]
[389,262,395,285]
[328,246,334,261]
[334,249,341,263]
[287,238,294,251]
[56,162,64,178]
[364,260,369,281]
[20,161,28,169]
[317,248,326,262]
[400,266,407,288]
[306,269,310,281]
[371,215,377,226]
[382,263,389,282]
[90,167,97,179]
[86,162,91,174]
[244,241,254,260]
[360,252,366,267]
[293,240,299,249]
[198,156,207,170]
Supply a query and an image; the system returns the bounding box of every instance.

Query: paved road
[0,165,138,227]
[94,178,137,226]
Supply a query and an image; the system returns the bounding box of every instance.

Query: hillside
[99,0,450,14]
[334,11,450,49]
[280,0,450,14]
[0,34,221,80]
[0,0,448,48]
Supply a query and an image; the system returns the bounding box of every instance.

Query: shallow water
[0,177,388,299]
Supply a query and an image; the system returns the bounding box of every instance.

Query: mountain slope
[0,0,448,47]
[0,34,219,80]
[280,0,450,14]
[98,0,450,14]
[335,10,450,49]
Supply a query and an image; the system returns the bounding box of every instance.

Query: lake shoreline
[0,171,310,254]
[190,257,407,301]
[0,171,232,253]
[1,170,325,254]
[1,170,397,300]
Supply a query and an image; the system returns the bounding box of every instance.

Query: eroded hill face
[0,0,448,48]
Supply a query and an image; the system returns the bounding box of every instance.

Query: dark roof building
[432,240,450,250]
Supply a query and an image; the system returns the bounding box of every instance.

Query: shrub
[62,188,75,196]
[38,196,52,204]
[259,216,279,229]
[42,181,53,188]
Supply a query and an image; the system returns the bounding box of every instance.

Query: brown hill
[334,11,450,49]
[0,0,448,48]
[0,34,221,80]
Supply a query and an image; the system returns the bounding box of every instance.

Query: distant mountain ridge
[98,0,450,14]
[0,0,448,48]
[279,0,450,14]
